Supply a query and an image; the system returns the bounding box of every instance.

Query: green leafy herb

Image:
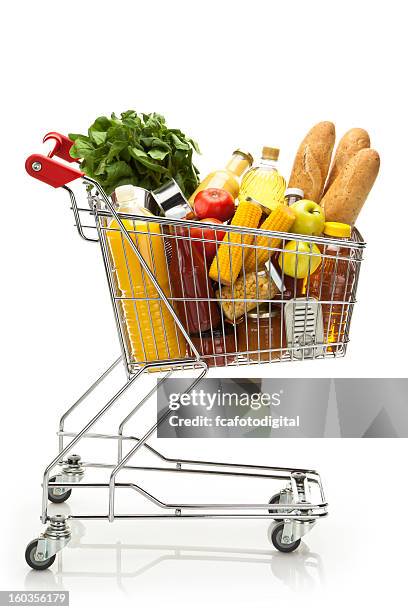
[69,110,200,197]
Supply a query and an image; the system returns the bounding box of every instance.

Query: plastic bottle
[168,227,221,334]
[188,150,253,204]
[308,222,355,352]
[239,147,286,214]
[107,185,186,364]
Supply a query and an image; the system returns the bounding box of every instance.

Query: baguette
[288,121,335,202]
[324,128,370,194]
[321,148,380,226]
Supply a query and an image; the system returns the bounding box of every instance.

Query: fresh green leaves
[69,111,200,197]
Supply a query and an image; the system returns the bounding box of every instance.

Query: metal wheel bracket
[282,518,316,544]
[49,455,85,494]
[34,516,71,561]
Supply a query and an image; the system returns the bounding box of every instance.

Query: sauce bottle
[239,147,286,214]
[308,222,354,351]
[107,185,186,364]
[168,226,221,334]
[188,150,253,204]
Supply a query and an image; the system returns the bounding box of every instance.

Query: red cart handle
[25,154,85,188]
[43,132,79,163]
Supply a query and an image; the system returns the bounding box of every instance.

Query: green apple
[290,199,325,236]
[279,240,322,278]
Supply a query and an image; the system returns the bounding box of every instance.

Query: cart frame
[24,133,365,569]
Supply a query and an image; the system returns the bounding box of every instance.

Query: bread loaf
[288,122,335,203]
[321,148,380,226]
[324,128,370,194]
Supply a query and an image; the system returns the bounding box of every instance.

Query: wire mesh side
[92,205,364,372]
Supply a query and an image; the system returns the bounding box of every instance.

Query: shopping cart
[24,133,365,569]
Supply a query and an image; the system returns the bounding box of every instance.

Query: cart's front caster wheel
[271,523,301,553]
[268,493,283,522]
[25,540,56,571]
[48,476,71,504]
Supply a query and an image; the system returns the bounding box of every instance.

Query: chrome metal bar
[42,366,147,523]
[58,356,123,452]
[62,185,99,243]
[69,513,328,520]
[117,370,172,462]
[108,365,208,521]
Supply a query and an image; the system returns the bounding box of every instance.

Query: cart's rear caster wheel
[268,494,283,522]
[48,476,71,504]
[270,523,301,553]
[25,540,56,571]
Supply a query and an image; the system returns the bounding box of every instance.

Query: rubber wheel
[25,539,56,570]
[271,523,301,553]
[48,476,71,504]
[268,493,283,522]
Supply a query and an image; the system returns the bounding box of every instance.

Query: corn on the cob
[245,204,295,272]
[209,199,262,285]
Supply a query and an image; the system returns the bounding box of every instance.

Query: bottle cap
[324,222,351,238]
[262,147,280,161]
[285,187,304,199]
[232,149,254,165]
[115,184,136,204]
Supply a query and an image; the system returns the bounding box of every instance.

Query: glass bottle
[168,226,221,334]
[239,147,286,214]
[308,222,355,352]
[285,187,304,206]
[188,150,253,204]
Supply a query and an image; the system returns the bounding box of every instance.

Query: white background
[0,0,407,609]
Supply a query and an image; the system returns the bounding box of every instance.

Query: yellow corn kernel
[245,204,295,272]
[209,199,262,285]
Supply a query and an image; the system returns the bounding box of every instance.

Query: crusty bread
[321,148,380,226]
[324,128,370,194]
[288,122,335,203]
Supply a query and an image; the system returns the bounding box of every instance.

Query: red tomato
[194,188,235,222]
[189,218,226,262]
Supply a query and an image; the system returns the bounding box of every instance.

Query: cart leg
[108,364,208,521]
[25,515,71,571]
[41,366,147,524]
[58,355,123,453]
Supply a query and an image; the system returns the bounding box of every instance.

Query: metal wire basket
[88,189,365,373]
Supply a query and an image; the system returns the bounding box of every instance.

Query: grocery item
[168,226,220,334]
[324,128,370,194]
[288,122,336,202]
[189,219,226,262]
[245,203,296,272]
[289,199,325,236]
[209,198,262,285]
[216,269,279,321]
[279,240,322,279]
[320,148,380,226]
[69,110,200,197]
[194,188,235,221]
[238,305,286,362]
[239,147,286,214]
[285,187,304,206]
[152,179,195,219]
[284,297,325,359]
[309,222,354,352]
[107,185,186,363]
[188,150,253,203]
[187,327,236,367]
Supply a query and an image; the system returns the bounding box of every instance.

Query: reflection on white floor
[23,518,324,595]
